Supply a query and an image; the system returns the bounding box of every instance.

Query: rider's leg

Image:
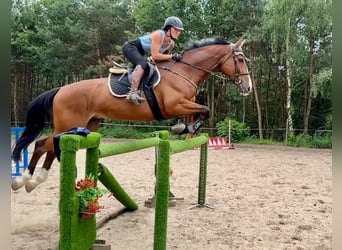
[126,65,146,104]
[122,40,148,104]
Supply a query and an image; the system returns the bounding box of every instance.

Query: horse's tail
[12,87,60,162]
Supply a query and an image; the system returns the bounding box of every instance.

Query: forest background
[10,0,332,147]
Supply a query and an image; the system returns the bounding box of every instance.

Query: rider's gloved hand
[172,53,183,61]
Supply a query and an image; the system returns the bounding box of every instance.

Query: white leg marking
[25,168,49,193]
[11,169,32,191]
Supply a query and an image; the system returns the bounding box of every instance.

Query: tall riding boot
[126,65,146,104]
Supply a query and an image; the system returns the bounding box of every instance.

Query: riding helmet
[164,16,184,30]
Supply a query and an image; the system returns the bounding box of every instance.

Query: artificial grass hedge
[59,132,100,250]
[57,130,209,250]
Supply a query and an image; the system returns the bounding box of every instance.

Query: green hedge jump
[58,130,209,250]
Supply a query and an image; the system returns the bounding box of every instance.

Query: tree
[298,0,332,135]
[263,0,301,143]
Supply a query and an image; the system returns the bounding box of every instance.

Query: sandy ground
[11,141,332,250]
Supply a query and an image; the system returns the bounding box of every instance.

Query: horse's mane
[185,37,230,51]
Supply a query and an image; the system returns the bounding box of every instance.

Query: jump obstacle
[58,130,210,250]
[189,117,235,150]
[11,127,28,177]
[208,118,235,149]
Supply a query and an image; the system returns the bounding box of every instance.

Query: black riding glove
[172,53,183,61]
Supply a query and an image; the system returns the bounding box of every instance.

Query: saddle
[108,62,161,97]
[107,62,164,120]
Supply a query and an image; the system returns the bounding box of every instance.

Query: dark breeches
[122,39,149,73]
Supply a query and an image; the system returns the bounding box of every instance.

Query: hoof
[11,170,32,191]
[171,123,186,134]
[11,177,25,191]
[25,180,37,193]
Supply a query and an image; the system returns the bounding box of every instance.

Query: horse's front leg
[185,112,209,134]
[170,100,210,135]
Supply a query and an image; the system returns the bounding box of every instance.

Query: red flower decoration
[75,175,105,219]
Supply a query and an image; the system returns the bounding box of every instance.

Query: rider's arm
[163,43,175,55]
[150,31,173,61]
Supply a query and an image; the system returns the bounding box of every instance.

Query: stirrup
[126,91,146,105]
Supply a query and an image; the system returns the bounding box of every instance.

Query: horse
[11,37,252,192]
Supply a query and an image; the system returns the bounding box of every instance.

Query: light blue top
[139,30,174,55]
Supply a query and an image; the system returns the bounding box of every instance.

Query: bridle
[220,46,251,85]
[158,44,250,91]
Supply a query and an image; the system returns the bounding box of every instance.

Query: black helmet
[163,16,184,30]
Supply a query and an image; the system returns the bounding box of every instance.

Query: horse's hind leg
[25,136,57,192]
[25,151,56,192]
[87,117,101,132]
[11,138,47,190]
[11,137,54,192]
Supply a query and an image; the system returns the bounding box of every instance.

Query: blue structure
[11,127,28,177]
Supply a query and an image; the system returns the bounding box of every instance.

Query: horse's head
[220,38,252,96]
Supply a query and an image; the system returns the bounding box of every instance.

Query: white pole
[228,119,235,149]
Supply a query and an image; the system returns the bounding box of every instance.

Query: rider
[122,16,184,104]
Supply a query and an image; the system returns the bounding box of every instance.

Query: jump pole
[168,134,213,209]
[145,131,182,208]
[153,132,170,250]
[227,119,235,149]
[98,137,160,158]
[97,136,160,211]
[153,131,211,250]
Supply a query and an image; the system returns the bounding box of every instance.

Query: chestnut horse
[12,37,252,192]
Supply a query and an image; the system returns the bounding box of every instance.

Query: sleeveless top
[139,30,174,55]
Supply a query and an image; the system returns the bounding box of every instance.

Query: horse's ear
[240,38,245,48]
[235,37,245,48]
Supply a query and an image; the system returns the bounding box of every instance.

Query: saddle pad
[107,66,161,98]
[107,72,131,97]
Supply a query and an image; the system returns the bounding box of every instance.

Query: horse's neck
[183,46,228,71]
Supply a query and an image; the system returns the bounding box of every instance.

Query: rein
[158,44,250,90]
[158,66,199,90]
[180,60,228,81]
[158,58,227,91]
